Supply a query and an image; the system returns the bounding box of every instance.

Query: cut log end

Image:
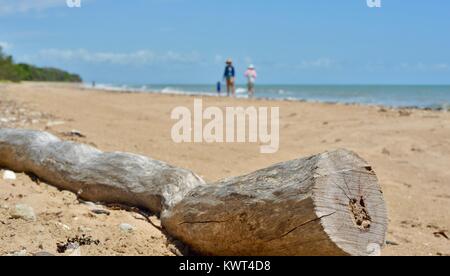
[312,149,388,256]
[162,149,388,256]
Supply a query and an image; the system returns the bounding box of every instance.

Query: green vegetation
[0,46,82,83]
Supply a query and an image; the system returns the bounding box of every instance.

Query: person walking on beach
[216,81,221,95]
[244,64,257,98]
[223,58,236,97]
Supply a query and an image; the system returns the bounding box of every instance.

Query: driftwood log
[0,128,388,256]
[0,129,205,213]
[162,150,388,256]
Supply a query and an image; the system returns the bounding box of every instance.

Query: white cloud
[0,0,65,15]
[296,58,336,69]
[398,62,450,72]
[0,41,12,50]
[36,48,202,65]
[434,63,449,70]
[255,57,338,72]
[244,56,254,66]
[0,0,94,15]
[214,55,224,64]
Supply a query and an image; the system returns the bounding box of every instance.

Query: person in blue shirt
[216,81,221,95]
[223,58,236,97]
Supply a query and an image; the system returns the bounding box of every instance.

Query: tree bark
[0,128,388,256]
[161,149,388,256]
[0,129,205,213]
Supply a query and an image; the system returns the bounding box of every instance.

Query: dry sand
[0,82,449,256]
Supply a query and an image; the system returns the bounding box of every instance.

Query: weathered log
[0,129,205,213]
[161,149,388,256]
[0,128,388,256]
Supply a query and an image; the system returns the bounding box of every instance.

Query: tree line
[0,47,82,83]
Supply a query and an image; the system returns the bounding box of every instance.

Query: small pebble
[78,226,92,233]
[33,251,55,256]
[56,222,71,231]
[5,249,28,256]
[91,209,110,216]
[46,121,65,127]
[119,223,135,233]
[10,204,36,222]
[3,170,16,180]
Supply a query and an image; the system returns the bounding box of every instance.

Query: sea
[87,83,450,110]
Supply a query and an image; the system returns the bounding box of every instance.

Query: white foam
[235,88,247,94]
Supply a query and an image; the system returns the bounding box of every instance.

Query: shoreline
[80,82,450,112]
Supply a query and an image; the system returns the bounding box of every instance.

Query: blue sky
[1,0,449,84]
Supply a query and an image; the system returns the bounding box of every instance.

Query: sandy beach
[0,82,449,256]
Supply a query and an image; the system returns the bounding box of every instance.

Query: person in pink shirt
[244,65,258,98]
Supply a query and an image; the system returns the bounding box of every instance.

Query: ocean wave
[235,88,247,94]
[84,83,450,110]
[85,83,131,92]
